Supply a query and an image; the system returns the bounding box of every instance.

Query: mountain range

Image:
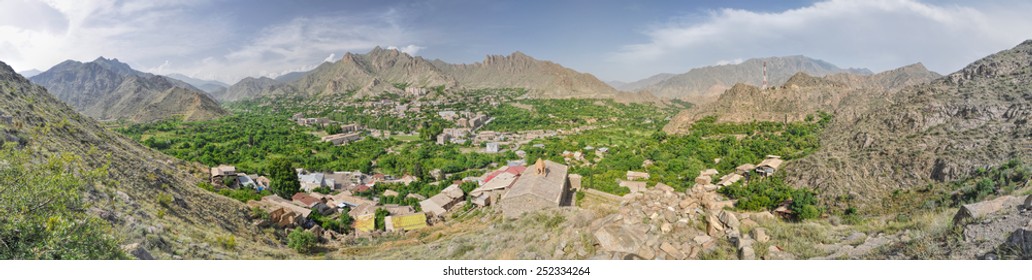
[621,56,871,102]
[29,57,226,123]
[166,73,230,94]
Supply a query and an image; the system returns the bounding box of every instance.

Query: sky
[2,0,1032,84]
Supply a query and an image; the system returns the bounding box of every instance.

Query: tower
[762,61,768,89]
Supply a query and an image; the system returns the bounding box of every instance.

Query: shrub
[287,229,317,254]
[156,193,174,206]
[216,235,237,250]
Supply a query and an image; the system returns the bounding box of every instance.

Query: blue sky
[2,0,1031,84]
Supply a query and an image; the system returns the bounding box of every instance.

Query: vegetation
[719,175,822,221]
[287,229,317,254]
[0,143,127,259]
[268,158,300,199]
[374,208,390,231]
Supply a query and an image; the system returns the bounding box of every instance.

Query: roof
[481,172,518,191]
[757,157,785,170]
[383,189,400,197]
[298,173,324,184]
[210,165,236,177]
[261,195,312,217]
[502,160,569,204]
[292,193,322,207]
[331,193,375,208]
[717,174,744,186]
[441,184,464,199]
[383,204,415,216]
[736,164,756,171]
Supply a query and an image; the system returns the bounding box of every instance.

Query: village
[205,143,788,254]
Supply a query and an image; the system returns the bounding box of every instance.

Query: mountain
[0,60,287,259]
[17,69,41,78]
[216,76,283,102]
[166,73,230,94]
[274,70,310,84]
[662,64,942,134]
[783,40,1032,206]
[30,57,226,122]
[636,56,871,102]
[250,47,657,103]
[613,73,676,91]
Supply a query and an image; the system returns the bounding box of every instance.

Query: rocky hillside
[244,47,657,103]
[637,56,871,102]
[612,73,676,91]
[1,60,291,259]
[785,40,1032,205]
[215,77,283,102]
[662,64,942,135]
[30,57,226,122]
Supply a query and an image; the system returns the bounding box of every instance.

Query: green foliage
[286,229,317,254]
[338,208,354,234]
[943,158,1031,206]
[268,157,299,199]
[0,143,127,259]
[156,193,174,207]
[575,191,585,206]
[215,235,237,250]
[374,208,389,231]
[312,186,331,195]
[719,175,822,221]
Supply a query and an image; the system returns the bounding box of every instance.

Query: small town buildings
[330,193,375,208]
[382,189,400,197]
[383,204,415,216]
[321,132,362,145]
[717,173,744,187]
[292,193,323,208]
[385,213,428,232]
[419,184,465,217]
[354,214,376,233]
[626,171,650,181]
[498,159,570,218]
[736,164,756,175]
[340,123,362,133]
[405,193,427,201]
[756,155,784,177]
[485,142,499,153]
[210,165,236,184]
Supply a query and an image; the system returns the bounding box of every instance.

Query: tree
[374,208,389,231]
[338,208,354,234]
[287,229,317,254]
[268,157,300,199]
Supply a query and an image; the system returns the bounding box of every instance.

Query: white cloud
[714,58,743,66]
[323,53,337,63]
[387,44,425,55]
[608,0,1032,81]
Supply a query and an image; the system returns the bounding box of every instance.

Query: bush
[287,229,317,254]
[216,235,237,250]
[156,193,174,206]
[797,205,821,220]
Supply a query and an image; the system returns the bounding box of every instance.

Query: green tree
[287,229,317,254]
[268,158,300,199]
[338,208,354,234]
[374,208,389,231]
[0,143,127,259]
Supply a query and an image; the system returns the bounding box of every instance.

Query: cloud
[608,0,1032,80]
[387,44,425,55]
[714,58,743,66]
[323,53,337,63]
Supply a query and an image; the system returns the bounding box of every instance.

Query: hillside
[613,73,675,91]
[637,56,871,102]
[215,77,283,102]
[290,47,457,98]
[784,40,1032,205]
[0,60,290,259]
[662,63,941,134]
[29,57,226,122]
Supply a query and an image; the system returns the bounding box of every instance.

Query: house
[756,155,784,177]
[210,165,236,184]
[385,213,428,232]
[626,171,650,181]
[330,193,375,208]
[382,189,400,197]
[419,184,465,217]
[321,132,362,145]
[260,195,312,224]
[470,172,520,207]
[354,214,376,233]
[485,142,499,153]
[498,159,570,218]
[292,193,323,208]
[436,133,451,145]
[406,193,427,201]
[237,173,264,190]
[340,123,361,133]
[298,172,325,192]
[383,204,415,216]
[735,164,756,175]
[717,173,744,187]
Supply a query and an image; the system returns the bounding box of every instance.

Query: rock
[765,245,795,260]
[953,195,1023,226]
[706,215,725,237]
[660,242,686,260]
[752,228,770,243]
[703,184,719,192]
[738,246,756,260]
[687,245,700,259]
[594,225,642,254]
[694,235,714,244]
[637,246,656,260]
[843,231,867,245]
[1023,195,1032,210]
[718,210,741,230]
[736,237,755,251]
[661,222,673,234]
[656,183,675,193]
[1007,224,1032,258]
[663,211,677,223]
[123,243,154,260]
[751,211,776,220]
[740,218,759,230]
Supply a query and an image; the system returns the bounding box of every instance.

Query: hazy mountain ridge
[636,56,871,102]
[30,57,226,122]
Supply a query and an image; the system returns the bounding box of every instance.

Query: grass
[391,134,421,142]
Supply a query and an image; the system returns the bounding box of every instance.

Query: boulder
[765,245,796,260]
[655,183,675,193]
[1024,195,1032,210]
[637,246,656,260]
[953,195,1023,226]
[695,175,712,185]
[750,211,776,220]
[693,235,714,244]
[123,243,154,260]
[1007,222,1032,258]
[706,215,725,237]
[752,228,770,243]
[718,210,741,230]
[594,225,642,254]
[660,242,686,260]
[661,222,673,234]
[738,246,756,260]
[740,218,759,230]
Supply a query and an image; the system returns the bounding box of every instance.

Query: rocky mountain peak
[948,40,1032,84]
[783,72,844,88]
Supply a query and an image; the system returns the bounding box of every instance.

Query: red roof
[292,193,321,207]
[484,166,527,183]
[372,174,386,180]
[354,184,371,192]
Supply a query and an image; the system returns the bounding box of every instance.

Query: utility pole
[763,61,768,90]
